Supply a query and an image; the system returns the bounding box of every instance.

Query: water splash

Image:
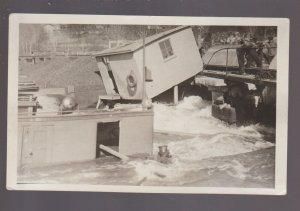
[130,96,275,185]
[153,96,274,138]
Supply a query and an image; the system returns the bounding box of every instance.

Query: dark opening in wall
[96,121,120,158]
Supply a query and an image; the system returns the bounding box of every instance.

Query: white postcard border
[7,14,289,195]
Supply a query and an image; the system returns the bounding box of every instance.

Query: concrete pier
[195,75,276,126]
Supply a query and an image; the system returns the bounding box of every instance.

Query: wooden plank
[18,92,34,96]
[18,84,37,88]
[204,64,277,74]
[18,101,38,107]
[18,81,35,85]
[18,84,37,87]
[18,109,154,122]
[96,61,117,95]
[99,144,129,161]
[98,95,121,100]
[18,97,37,101]
[18,94,34,97]
[199,70,276,86]
[18,82,34,85]
[18,87,39,92]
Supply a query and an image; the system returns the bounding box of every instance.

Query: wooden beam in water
[99,144,129,161]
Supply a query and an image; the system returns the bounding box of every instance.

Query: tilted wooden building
[94,26,203,102]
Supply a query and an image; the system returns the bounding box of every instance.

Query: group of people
[236,34,277,74]
[211,31,243,45]
[199,31,277,74]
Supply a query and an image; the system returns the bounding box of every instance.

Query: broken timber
[99,144,129,161]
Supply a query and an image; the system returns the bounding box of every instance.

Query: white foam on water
[168,135,273,161]
[130,133,274,182]
[130,96,275,183]
[218,160,251,180]
[153,96,272,138]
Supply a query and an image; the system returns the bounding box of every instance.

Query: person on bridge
[236,34,262,75]
[263,36,277,64]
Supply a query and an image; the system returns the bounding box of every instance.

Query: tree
[19,24,49,55]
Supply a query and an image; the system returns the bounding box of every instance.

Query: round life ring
[126,74,137,87]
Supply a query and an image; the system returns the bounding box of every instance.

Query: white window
[159,39,174,59]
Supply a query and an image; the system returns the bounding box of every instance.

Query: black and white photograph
[6,14,289,194]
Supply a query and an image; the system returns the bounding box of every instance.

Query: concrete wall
[134,28,203,99]
[18,110,153,169]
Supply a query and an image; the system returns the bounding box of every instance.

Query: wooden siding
[134,28,203,99]
[18,110,153,168]
[107,53,142,99]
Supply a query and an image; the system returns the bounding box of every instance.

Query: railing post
[174,85,178,105]
[226,48,229,76]
[141,26,147,110]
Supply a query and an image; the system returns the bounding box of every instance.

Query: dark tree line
[19,24,276,55]
[19,24,176,55]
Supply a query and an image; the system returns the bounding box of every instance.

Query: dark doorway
[96,122,120,158]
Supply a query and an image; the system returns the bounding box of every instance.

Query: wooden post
[208,85,227,103]
[28,96,33,116]
[211,91,223,103]
[67,85,75,98]
[174,85,178,105]
[141,26,147,110]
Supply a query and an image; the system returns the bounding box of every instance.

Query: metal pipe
[203,46,277,70]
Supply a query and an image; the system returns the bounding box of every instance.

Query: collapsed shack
[93,26,203,106]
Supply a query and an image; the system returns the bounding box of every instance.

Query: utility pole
[141,25,148,110]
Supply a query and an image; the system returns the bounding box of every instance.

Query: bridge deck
[198,70,276,86]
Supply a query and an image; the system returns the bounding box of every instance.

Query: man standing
[236,34,262,75]
[264,36,277,64]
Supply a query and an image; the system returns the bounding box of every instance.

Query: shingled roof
[94,25,190,57]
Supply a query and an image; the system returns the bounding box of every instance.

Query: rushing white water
[128,96,274,185]
[19,95,275,188]
[153,96,274,137]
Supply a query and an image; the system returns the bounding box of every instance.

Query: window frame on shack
[158,38,175,60]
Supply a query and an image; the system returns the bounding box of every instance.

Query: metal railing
[203,46,277,76]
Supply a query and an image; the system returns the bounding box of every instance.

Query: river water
[18,95,275,188]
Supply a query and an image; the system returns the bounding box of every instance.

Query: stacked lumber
[18,79,39,115]
[18,81,39,92]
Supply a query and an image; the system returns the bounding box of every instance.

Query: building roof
[94,25,190,57]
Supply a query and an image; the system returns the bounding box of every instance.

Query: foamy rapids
[31,94,275,186]
[128,96,275,184]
